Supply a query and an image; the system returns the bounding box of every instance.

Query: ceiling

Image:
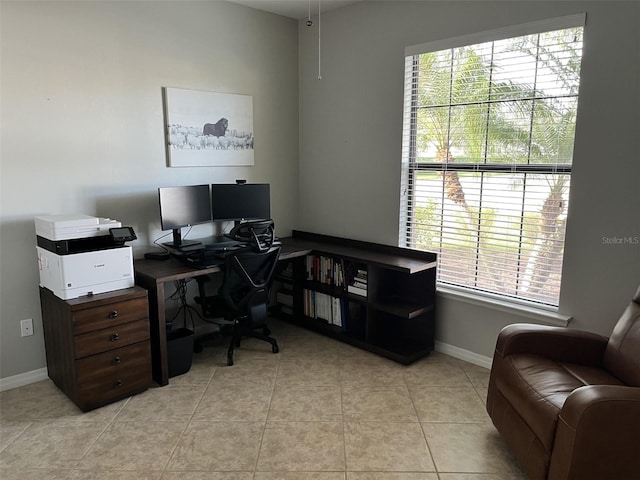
[225,0,363,20]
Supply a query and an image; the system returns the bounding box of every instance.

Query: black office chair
[194,220,280,366]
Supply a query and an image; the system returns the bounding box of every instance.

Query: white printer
[35,214,135,300]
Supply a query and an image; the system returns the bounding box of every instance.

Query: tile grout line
[404,364,441,477]
[159,360,218,476]
[0,419,32,456]
[338,347,348,476]
[68,395,132,473]
[250,357,280,474]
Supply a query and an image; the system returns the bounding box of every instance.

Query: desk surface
[134,237,314,284]
[134,234,436,283]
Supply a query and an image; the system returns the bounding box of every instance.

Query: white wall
[298,1,640,358]
[0,1,299,379]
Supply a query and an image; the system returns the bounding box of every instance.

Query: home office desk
[135,231,437,386]
[134,237,313,385]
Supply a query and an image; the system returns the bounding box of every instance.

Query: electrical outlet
[20,318,34,337]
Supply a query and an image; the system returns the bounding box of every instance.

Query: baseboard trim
[0,368,48,392]
[434,341,493,369]
[0,344,492,391]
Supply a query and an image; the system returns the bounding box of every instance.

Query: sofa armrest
[548,385,640,480]
[495,323,608,365]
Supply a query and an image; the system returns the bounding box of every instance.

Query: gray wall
[0,1,299,379]
[298,1,640,358]
[2,0,638,381]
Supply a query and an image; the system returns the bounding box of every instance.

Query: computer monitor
[211,183,270,224]
[158,184,211,249]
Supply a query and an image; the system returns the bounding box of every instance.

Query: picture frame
[163,87,254,167]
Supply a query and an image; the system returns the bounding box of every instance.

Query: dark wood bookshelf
[273,231,437,364]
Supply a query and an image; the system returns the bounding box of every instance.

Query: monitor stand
[163,228,203,251]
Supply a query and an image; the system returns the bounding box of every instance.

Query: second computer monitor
[211,183,270,222]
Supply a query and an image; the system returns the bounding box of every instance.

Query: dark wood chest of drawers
[40,286,152,411]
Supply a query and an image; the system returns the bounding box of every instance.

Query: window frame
[399,14,586,309]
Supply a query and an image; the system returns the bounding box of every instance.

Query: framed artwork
[163,87,254,167]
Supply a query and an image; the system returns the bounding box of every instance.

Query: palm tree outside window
[399,15,585,307]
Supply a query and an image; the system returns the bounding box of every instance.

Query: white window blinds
[399,15,585,306]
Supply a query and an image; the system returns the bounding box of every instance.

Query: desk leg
[137,277,169,386]
[153,282,169,386]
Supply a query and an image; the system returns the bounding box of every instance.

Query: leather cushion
[496,354,623,451]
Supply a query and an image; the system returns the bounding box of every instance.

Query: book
[306,255,348,288]
[331,296,342,327]
[347,284,367,297]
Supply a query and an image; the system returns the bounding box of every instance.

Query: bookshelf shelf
[370,299,434,319]
[274,231,437,364]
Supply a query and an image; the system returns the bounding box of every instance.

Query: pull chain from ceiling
[318,0,322,80]
[306,0,322,80]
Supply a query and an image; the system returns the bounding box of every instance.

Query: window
[400,15,585,307]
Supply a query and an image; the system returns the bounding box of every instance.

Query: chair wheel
[227,356,234,366]
[272,344,279,354]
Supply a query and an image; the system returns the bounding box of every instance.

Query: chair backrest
[603,284,640,386]
[219,220,281,326]
[227,219,276,252]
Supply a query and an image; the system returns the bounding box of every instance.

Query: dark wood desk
[134,261,212,386]
[134,237,312,385]
[135,232,437,385]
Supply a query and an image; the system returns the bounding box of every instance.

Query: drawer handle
[112,356,121,365]
[115,380,122,389]
[110,333,119,342]
[108,310,119,319]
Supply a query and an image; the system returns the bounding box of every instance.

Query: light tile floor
[0,318,525,479]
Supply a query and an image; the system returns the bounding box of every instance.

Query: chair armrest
[560,384,640,427]
[549,385,640,479]
[495,323,608,365]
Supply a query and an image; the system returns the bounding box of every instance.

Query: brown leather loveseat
[486,285,640,479]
